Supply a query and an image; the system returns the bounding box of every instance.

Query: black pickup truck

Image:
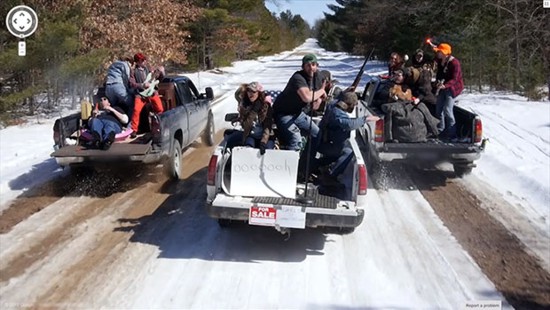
[51,76,215,179]
[357,77,486,177]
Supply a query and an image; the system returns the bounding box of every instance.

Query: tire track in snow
[407,166,550,309]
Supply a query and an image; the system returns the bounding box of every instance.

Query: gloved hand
[259,142,266,155]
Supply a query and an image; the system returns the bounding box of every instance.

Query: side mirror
[205,87,214,100]
[224,113,239,122]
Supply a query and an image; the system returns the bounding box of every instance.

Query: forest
[315,0,549,99]
[0,0,548,125]
[0,0,309,124]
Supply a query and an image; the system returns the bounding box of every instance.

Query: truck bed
[358,77,485,173]
[252,187,342,209]
[50,141,161,166]
[206,130,367,230]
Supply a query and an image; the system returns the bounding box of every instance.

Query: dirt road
[1,146,549,308]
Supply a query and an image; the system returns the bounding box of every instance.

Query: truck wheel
[202,113,215,146]
[217,219,233,227]
[165,140,182,180]
[69,165,94,177]
[338,227,355,234]
[453,164,473,178]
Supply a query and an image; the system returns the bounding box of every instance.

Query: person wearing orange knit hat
[433,42,464,141]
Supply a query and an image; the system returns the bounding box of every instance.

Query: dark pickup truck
[357,77,486,177]
[51,76,215,179]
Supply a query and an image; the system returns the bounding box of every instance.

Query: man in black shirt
[273,54,327,150]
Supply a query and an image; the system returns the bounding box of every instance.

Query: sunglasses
[101,97,108,101]
[247,90,257,94]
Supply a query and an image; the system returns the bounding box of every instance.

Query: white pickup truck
[205,92,368,234]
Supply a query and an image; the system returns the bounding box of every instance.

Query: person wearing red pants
[130,52,165,137]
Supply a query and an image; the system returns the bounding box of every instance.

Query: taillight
[151,115,161,143]
[53,121,62,146]
[53,130,61,146]
[207,155,218,186]
[474,118,482,143]
[374,119,384,142]
[358,164,367,195]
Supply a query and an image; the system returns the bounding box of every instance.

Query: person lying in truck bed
[87,97,129,150]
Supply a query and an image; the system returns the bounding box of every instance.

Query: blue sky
[265,0,339,27]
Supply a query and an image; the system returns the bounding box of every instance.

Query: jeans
[225,130,274,149]
[275,112,319,151]
[89,118,122,142]
[435,89,456,138]
[105,83,134,120]
[314,144,353,177]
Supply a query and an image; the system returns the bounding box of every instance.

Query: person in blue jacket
[313,91,379,181]
[105,56,134,119]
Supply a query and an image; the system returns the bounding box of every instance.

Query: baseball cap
[302,53,318,65]
[433,43,452,56]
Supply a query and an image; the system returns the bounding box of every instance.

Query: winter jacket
[436,56,464,98]
[239,96,273,145]
[319,101,366,152]
[409,68,436,105]
[105,61,130,87]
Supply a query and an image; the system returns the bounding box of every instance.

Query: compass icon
[5,5,38,38]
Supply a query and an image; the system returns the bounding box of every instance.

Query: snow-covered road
[2,39,548,309]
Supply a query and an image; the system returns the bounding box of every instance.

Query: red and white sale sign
[249,205,276,226]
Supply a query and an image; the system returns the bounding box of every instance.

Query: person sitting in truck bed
[234,83,273,107]
[272,54,326,151]
[88,97,129,150]
[310,92,378,183]
[404,66,436,106]
[387,69,413,103]
[129,52,165,138]
[381,69,440,143]
[387,52,405,76]
[226,82,275,154]
[313,70,342,116]
[371,69,411,110]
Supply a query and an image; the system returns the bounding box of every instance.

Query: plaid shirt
[436,56,464,98]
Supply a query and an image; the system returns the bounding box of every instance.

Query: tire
[453,164,473,178]
[202,113,215,146]
[69,165,94,177]
[217,218,233,228]
[165,139,182,180]
[338,227,355,234]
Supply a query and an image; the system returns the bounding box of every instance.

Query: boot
[102,132,116,150]
[90,131,101,149]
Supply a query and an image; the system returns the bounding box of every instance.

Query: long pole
[297,73,316,205]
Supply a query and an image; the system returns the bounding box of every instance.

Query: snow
[0,39,548,308]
